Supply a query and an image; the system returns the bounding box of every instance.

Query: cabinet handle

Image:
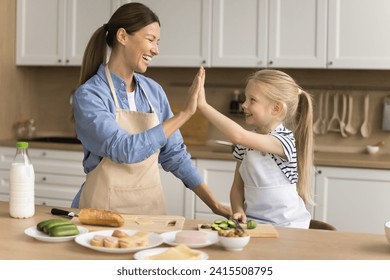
[42,202,47,206]
[269,61,273,65]
[42,177,47,181]
[57,59,62,63]
[201,60,206,65]
[41,152,46,156]
[66,59,69,63]
[317,170,322,175]
[328,61,333,66]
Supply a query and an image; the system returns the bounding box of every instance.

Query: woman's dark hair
[79,2,160,85]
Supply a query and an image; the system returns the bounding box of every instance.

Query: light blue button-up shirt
[71,64,202,207]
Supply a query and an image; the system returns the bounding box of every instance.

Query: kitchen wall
[1,0,389,153]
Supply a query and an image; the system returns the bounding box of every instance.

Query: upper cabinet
[268,0,327,68]
[16,0,117,66]
[211,0,268,68]
[327,0,390,69]
[134,0,211,67]
[16,0,390,69]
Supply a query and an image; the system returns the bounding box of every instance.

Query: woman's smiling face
[123,22,160,73]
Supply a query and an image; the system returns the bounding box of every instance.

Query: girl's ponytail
[295,90,314,205]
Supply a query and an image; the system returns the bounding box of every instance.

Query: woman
[71,3,231,218]
[196,69,313,228]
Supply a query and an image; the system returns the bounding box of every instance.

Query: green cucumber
[49,224,79,237]
[43,219,73,233]
[227,219,236,228]
[37,219,68,232]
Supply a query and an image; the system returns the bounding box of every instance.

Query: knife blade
[51,208,78,219]
[231,218,246,233]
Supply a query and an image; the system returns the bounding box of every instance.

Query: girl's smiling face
[242,80,278,133]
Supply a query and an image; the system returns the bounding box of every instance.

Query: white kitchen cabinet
[314,166,390,234]
[133,0,211,67]
[268,0,327,68]
[188,159,236,221]
[159,165,194,217]
[211,0,268,67]
[16,0,117,66]
[327,0,390,69]
[0,146,84,207]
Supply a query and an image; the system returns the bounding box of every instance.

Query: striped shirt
[233,124,298,184]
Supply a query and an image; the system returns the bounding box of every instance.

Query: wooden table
[1,202,389,260]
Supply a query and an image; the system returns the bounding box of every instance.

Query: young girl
[196,68,314,228]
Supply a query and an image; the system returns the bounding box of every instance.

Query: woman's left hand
[184,67,205,116]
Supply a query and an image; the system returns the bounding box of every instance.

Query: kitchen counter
[0,202,389,260]
[1,140,389,169]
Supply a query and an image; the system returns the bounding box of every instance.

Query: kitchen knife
[51,208,78,218]
[232,218,246,234]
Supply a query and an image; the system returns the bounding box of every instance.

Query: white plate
[160,230,218,248]
[134,247,208,260]
[24,226,89,242]
[74,230,163,253]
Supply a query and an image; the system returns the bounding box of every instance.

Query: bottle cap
[16,142,29,148]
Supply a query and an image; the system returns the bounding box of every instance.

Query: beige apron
[79,66,166,215]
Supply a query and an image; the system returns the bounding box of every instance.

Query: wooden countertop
[1,140,389,169]
[1,202,389,260]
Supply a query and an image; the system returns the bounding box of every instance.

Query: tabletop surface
[1,202,389,260]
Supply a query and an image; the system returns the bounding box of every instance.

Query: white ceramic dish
[160,230,218,248]
[24,226,88,242]
[133,247,208,260]
[74,229,163,253]
[218,235,250,251]
[384,221,390,244]
[366,145,380,155]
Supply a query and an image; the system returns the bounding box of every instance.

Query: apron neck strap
[104,65,120,109]
[104,64,156,113]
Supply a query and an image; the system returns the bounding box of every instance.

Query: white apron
[79,66,166,215]
[240,149,310,228]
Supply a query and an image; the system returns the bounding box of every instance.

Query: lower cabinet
[192,159,236,221]
[314,166,390,234]
[0,147,85,208]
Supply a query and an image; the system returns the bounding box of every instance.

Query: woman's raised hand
[184,67,205,115]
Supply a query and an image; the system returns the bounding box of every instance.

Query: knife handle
[51,208,74,218]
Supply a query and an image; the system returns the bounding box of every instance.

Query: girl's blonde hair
[248,69,314,205]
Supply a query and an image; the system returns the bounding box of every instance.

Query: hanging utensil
[344,94,357,135]
[339,94,348,137]
[360,94,371,138]
[327,93,341,132]
[313,92,324,135]
[321,91,329,134]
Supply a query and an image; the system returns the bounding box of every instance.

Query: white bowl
[384,221,390,244]
[218,235,250,251]
[366,145,380,155]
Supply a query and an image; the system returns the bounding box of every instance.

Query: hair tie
[298,88,303,95]
[103,23,108,31]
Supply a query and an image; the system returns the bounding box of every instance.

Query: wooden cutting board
[72,215,185,233]
[198,223,279,238]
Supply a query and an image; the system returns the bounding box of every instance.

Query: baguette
[78,208,125,227]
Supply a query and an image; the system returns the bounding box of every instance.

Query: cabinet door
[65,0,115,65]
[268,0,327,68]
[328,0,390,69]
[136,0,211,67]
[314,166,390,234]
[194,159,236,221]
[212,0,268,67]
[16,0,66,65]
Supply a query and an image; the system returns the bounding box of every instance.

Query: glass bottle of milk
[9,142,35,218]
